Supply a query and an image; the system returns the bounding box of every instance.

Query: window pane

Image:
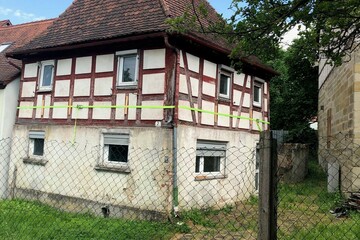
[42,65,54,87]
[220,74,229,95]
[203,156,220,172]
[122,55,136,83]
[108,145,128,163]
[254,85,261,103]
[33,139,44,156]
[195,156,201,173]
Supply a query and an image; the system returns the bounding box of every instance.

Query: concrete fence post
[258,131,277,240]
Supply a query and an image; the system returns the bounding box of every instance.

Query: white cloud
[280,24,305,49]
[0,6,45,22]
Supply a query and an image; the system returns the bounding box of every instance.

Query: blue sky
[0,0,234,25]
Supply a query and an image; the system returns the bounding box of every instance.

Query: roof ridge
[5,18,55,29]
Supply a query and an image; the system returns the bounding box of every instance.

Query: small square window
[108,145,128,163]
[195,140,226,177]
[39,60,55,91]
[116,50,139,86]
[29,130,45,157]
[103,133,129,164]
[219,70,231,99]
[253,81,263,107]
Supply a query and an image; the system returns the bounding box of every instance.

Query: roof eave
[7,31,168,59]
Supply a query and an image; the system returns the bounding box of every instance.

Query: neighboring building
[0,19,53,198]
[318,49,360,193]
[7,0,276,218]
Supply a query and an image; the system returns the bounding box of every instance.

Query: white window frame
[195,140,227,178]
[28,130,45,158]
[218,65,233,99]
[253,78,264,107]
[38,60,55,91]
[102,133,130,167]
[116,49,139,87]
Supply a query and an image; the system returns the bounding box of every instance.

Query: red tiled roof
[0,19,54,85]
[0,20,12,28]
[11,0,229,54]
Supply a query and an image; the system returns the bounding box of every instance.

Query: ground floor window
[103,133,129,164]
[29,130,45,156]
[195,140,227,178]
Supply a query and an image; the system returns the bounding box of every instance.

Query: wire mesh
[276,133,360,240]
[0,137,260,240]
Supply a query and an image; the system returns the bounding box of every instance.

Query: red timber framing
[16,37,270,133]
[177,51,270,133]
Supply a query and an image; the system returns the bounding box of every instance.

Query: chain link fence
[277,133,360,240]
[1,132,360,239]
[0,136,260,239]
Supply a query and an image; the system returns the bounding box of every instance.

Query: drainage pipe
[164,35,179,216]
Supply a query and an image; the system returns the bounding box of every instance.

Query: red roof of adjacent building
[0,19,54,85]
[0,20,12,28]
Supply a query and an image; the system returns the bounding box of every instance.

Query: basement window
[95,133,131,173]
[23,130,48,166]
[29,130,45,156]
[116,49,139,87]
[195,140,227,180]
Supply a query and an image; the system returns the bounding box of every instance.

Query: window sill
[218,97,231,103]
[94,164,131,174]
[37,89,52,93]
[253,103,262,108]
[116,84,138,90]
[23,158,48,166]
[194,174,227,181]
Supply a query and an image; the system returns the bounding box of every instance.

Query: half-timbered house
[0,19,53,198]
[7,0,277,218]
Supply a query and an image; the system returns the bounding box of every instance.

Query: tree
[169,0,360,65]
[269,37,318,142]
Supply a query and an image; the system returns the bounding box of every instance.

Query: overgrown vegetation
[277,159,360,239]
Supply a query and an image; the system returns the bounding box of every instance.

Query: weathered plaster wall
[176,125,259,210]
[0,78,20,198]
[9,125,173,216]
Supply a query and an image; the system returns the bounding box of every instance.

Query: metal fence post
[258,131,277,240]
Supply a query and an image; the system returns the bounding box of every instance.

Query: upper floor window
[116,49,139,86]
[219,72,232,99]
[38,60,55,91]
[253,79,264,107]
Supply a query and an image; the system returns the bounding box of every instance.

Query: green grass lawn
[0,200,179,240]
[277,159,360,240]
[1,159,359,239]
